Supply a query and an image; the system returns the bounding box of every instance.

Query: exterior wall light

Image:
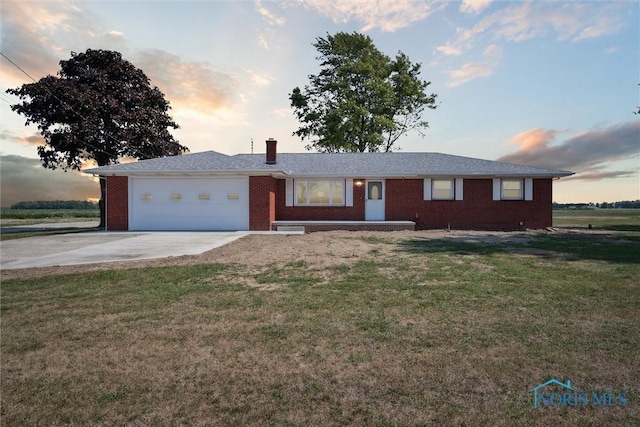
[355,180,363,187]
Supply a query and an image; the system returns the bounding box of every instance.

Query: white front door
[365,180,385,221]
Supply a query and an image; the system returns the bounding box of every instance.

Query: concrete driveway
[0,231,248,270]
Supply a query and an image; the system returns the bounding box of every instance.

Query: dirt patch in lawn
[0,229,568,281]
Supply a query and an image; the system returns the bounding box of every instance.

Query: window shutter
[493,178,501,201]
[423,178,432,200]
[345,179,353,206]
[524,178,533,201]
[285,179,293,206]
[455,178,464,201]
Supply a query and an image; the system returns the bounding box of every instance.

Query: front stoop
[272,220,415,233]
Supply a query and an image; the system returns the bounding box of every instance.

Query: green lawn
[1,226,638,425]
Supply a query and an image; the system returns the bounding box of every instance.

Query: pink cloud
[499,121,640,180]
[509,128,560,151]
[0,130,45,147]
[133,50,239,115]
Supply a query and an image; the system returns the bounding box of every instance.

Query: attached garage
[128,177,249,231]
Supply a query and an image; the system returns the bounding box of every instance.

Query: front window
[295,179,344,205]
[432,179,454,200]
[367,181,382,200]
[502,179,523,200]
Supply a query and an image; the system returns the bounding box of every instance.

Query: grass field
[1,211,639,425]
[0,209,100,220]
[553,208,640,232]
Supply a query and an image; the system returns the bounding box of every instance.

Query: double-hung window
[493,178,532,201]
[432,179,455,200]
[501,179,523,200]
[424,178,463,201]
[295,180,344,205]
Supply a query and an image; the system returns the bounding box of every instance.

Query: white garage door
[129,177,249,231]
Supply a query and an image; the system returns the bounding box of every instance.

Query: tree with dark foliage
[290,32,438,153]
[7,49,187,228]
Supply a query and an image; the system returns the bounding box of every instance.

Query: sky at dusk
[1,0,639,207]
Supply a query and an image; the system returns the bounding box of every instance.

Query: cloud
[0,1,71,85]
[257,33,269,49]
[0,1,130,87]
[561,171,637,182]
[572,15,622,42]
[460,0,492,15]
[269,107,291,118]
[0,130,44,147]
[255,0,286,26]
[245,70,272,87]
[1,1,241,117]
[446,43,501,87]
[446,62,493,88]
[499,121,640,180]
[435,43,462,56]
[253,1,286,51]
[436,2,628,57]
[297,0,442,32]
[132,50,239,115]
[508,128,560,151]
[482,44,502,57]
[0,154,99,207]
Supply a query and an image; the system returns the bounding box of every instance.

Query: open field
[553,208,640,232]
[1,220,639,425]
[0,209,99,225]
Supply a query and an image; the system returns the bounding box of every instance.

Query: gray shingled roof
[84,150,573,178]
[84,151,274,174]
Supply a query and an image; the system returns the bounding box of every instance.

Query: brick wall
[386,178,553,230]
[249,176,277,230]
[106,176,129,230]
[275,179,366,221]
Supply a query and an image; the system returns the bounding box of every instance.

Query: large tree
[290,32,438,153]
[7,49,187,228]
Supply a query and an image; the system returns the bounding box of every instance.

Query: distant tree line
[553,200,640,209]
[10,200,99,210]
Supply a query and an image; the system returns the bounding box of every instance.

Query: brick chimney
[266,138,277,164]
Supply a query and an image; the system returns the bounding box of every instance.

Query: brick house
[84,138,573,232]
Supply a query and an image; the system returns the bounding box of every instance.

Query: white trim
[455,178,464,201]
[493,178,501,201]
[127,176,133,228]
[346,179,353,207]
[285,179,293,207]
[524,178,533,201]
[104,176,108,231]
[423,178,432,200]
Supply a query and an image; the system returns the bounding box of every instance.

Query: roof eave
[82,168,286,176]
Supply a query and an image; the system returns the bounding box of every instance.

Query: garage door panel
[129,177,249,230]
